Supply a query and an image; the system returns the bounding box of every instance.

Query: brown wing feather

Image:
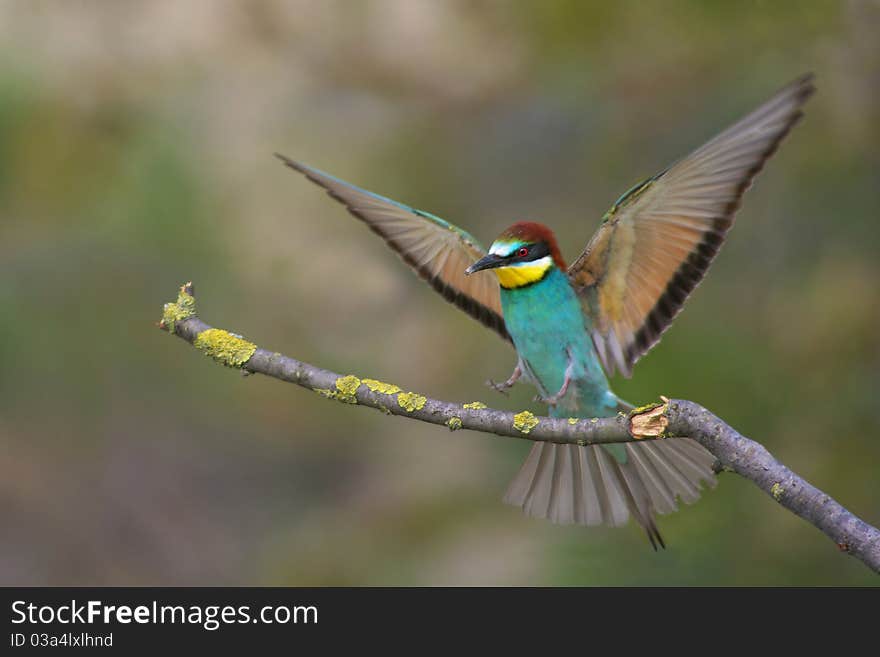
[276,155,510,342]
[569,74,816,376]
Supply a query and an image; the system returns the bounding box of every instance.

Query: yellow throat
[493,256,553,289]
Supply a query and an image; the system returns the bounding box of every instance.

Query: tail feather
[616,456,659,538]
[593,446,630,526]
[503,438,716,548]
[576,445,604,525]
[549,444,575,523]
[505,440,543,506]
[624,443,679,514]
[568,445,587,523]
[523,441,555,518]
[638,441,703,504]
[661,439,719,486]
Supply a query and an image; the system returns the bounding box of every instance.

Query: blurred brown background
[1,1,878,585]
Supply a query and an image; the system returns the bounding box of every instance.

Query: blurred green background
[1,1,878,585]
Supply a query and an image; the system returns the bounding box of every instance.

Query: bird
[276,74,815,548]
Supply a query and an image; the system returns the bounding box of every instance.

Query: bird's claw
[486,379,511,396]
[533,393,559,407]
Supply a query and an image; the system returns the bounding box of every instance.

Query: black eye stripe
[510,242,549,262]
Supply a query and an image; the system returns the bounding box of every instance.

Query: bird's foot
[486,364,522,396]
[486,379,511,396]
[533,393,561,407]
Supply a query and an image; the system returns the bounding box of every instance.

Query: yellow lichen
[160,283,196,333]
[771,482,784,501]
[447,417,463,431]
[463,401,487,410]
[568,418,579,425]
[362,378,402,395]
[631,401,664,414]
[333,375,361,404]
[513,410,539,434]
[194,328,256,368]
[397,391,427,412]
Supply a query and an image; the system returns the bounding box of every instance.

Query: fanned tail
[503,439,716,549]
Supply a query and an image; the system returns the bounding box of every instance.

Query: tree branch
[158,283,880,574]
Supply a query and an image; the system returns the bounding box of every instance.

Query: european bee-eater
[277,74,815,548]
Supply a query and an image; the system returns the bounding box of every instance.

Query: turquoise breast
[499,267,621,419]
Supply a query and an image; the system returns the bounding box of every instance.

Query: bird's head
[465,221,567,289]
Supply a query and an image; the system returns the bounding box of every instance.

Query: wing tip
[791,71,817,96]
[275,153,321,180]
[770,73,816,112]
[786,73,817,120]
[273,151,296,167]
[276,153,329,187]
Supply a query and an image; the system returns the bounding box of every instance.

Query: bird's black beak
[465,254,506,275]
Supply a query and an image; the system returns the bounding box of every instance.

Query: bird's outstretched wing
[276,155,509,341]
[568,74,815,377]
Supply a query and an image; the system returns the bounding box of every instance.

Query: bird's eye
[517,247,529,258]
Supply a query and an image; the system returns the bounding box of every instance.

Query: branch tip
[159,281,198,333]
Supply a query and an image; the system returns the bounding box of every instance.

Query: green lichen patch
[568,418,579,425]
[313,376,362,404]
[630,401,664,415]
[771,482,785,501]
[463,401,487,410]
[513,410,539,434]
[160,283,196,333]
[362,378,402,395]
[194,328,256,368]
[446,417,463,431]
[334,375,362,403]
[397,391,427,413]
